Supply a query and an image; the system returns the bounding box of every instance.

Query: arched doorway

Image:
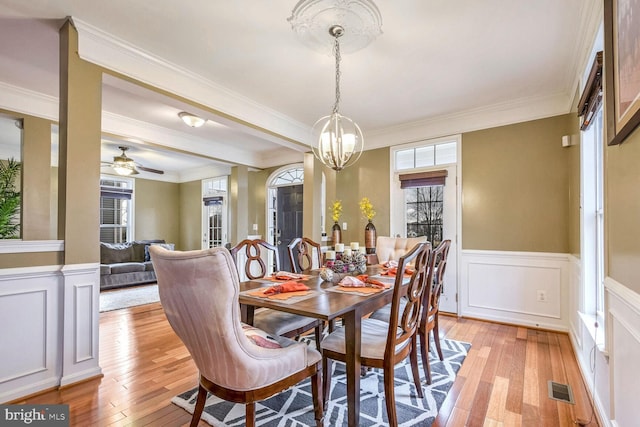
[266,165,304,272]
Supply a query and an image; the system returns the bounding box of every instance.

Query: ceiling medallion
[288,0,383,55]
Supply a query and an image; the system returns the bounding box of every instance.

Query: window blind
[399,170,448,189]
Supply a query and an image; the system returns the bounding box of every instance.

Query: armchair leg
[245,402,256,427]
[190,384,207,427]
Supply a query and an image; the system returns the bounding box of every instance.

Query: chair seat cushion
[253,309,317,337]
[241,323,282,349]
[321,318,409,360]
[369,298,408,323]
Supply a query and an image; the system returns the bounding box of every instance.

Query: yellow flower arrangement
[331,200,343,222]
[359,197,376,221]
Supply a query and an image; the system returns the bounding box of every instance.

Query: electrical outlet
[342,222,347,230]
[252,223,258,231]
[537,290,547,302]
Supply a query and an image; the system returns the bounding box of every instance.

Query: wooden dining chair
[230,239,323,350]
[149,246,324,427]
[288,237,323,273]
[320,242,432,427]
[419,239,451,383]
[369,239,449,384]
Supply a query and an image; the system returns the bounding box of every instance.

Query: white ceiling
[0,0,601,181]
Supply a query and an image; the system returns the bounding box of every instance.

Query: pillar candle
[343,248,352,257]
[325,250,336,260]
[335,243,344,252]
[350,242,360,250]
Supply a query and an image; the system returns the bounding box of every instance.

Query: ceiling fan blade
[137,165,165,174]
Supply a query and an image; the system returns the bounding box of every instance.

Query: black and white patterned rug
[172,338,470,427]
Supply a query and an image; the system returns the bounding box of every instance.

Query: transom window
[394,141,457,171]
[271,167,304,186]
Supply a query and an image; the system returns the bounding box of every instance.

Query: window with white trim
[100,176,133,243]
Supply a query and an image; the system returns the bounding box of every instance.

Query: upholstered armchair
[372,236,428,265]
[149,246,324,427]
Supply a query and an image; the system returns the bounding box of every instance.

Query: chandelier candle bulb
[350,242,360,250]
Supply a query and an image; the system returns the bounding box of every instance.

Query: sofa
[100,240,172,290]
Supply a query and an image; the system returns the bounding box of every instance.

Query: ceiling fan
[102,146,164,176]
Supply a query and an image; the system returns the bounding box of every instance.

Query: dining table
[238,266,408,427]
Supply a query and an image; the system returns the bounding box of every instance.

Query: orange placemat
[264,275,311,282]
[246,289,312,300]
[327,286,384,295]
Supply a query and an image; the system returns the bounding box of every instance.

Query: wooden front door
[276,184,303,272]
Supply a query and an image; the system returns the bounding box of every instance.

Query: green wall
[334,147,390,244]
[179,180,202,250]
[462,114,574,252]
[606,126,640,294]
[134,179,180,247]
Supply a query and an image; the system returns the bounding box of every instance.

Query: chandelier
[288,0,382,171]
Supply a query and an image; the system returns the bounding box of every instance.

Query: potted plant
[0,158,21,239]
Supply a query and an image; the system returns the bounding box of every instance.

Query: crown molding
[101,111,262,167]
[0,81,58,120]
[71,18,311,145]
[365,90,572,149]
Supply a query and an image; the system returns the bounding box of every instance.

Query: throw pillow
[241,323,282,349]
[145,243,175,261]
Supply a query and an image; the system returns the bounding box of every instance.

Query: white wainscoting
[0,266,62,402]
[60,263,102,387]
[0,263,102,402]
[606,277,640,427]
[460,250,570,331]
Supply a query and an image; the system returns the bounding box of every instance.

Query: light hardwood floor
[15,302,599,426]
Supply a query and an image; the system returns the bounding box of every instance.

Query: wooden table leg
[240,304,254,325]
[343,310,361,427]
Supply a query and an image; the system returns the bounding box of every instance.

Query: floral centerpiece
[331,200,343,222]
[359,197,376,221]
[320,250,367,282]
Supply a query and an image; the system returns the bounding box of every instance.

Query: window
[394,140,457,171]
[203,176,228,248]
[100,177,133,243]
[405,186,444,245]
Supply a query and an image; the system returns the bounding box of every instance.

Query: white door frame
[389,135,462,314]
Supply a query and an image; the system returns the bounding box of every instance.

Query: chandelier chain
[332,35,341,114]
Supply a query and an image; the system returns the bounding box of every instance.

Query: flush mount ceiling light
[178,111,206,128]
[288,0,382,171]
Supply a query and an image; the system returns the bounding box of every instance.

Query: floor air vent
[548,381,575,404]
